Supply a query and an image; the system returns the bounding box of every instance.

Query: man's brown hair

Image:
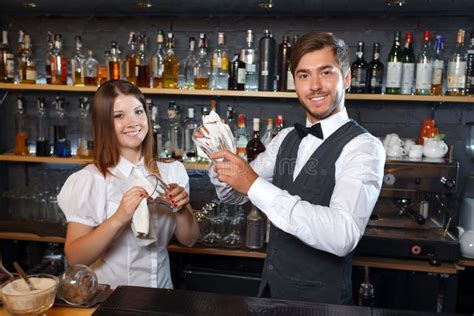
[290,32,350,77]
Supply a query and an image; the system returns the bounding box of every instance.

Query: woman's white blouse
[57,157,189,289]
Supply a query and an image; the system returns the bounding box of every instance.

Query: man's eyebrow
[295,64,335,73]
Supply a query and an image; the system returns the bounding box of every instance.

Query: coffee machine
[356,158,459,265]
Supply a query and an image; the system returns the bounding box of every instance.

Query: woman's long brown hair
[92,80,159,177]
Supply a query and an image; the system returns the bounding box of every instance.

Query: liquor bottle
[52,96,71,157]
[236,114,248,160]
[431,35,445,96]
[14,97,28,156]
[0,30,15,83]
[83,49,99,86]
[200,105,210,124]
[271,114,284,138]
[242,30,258,91]
[258,29,276,91]
[184,106,198,160]
[210,32,229,90]
[286,34,298,92]
[277,35,291,91]
[226,105,236,138]
[358,266,375,307]
[163,32,179,89]
[466,32,474,95]
[415,31,433,95]
[447,29,467,96]
[401,32,415,95]
[125,32,138,84]
[261,118,273,147]
[228,53,245,90]
[106,41,122,81]
[151,30,166,88]
[246,117,266,162]
[194,33,210,90]
[45,32,53,84]
[51,34,68,85]
[366,43,384,94]
[168,102,184,159]
[71,35,86,86]
[150,103,165,158]
[246,205,264,250]
[36,97,50,157]
[136,35,150,87]
[183,37,197,89]
[78,97,93,158]
[350,41,368,93]
[18,32,37,84]
[385,31,403,94]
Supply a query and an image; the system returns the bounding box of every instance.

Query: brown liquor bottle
[136,35,150,87]
[125,32,138,84]
[163,32,179,89]
[246,117,266,162]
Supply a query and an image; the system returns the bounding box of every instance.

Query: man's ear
[343,70,351,90]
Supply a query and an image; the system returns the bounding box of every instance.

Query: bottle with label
[18,32,37,84]
[0,30,15,83]
[163,32,179,89]
[277,35,291,91]
[385,31,403,94]
[271,114,284,138]
[36,98,50,157]
[261,118,273,147]
[78,97,93,158]
[52,96,71,157]
[236,114,248,160]
[136,35,150,87]
[431,35,445,96]
[45,32,53,84]
[286,34,298,92]
[168,102,184,159]
[258,29,275,91]
[71,35,86,86]
[366,43,384,94]
[150,102,166,159]
[106,41,121,81]
[350,41,368,93]
[401,32,416,95]
[246,117,266,162]
[194,33,210,90]
[183,37,197,89]
[14,97,28,156]
[125,32,138,84]
[83,49,99,86]
[51,34,68,85]
[210,32,229,90]
[151,30,166,88]
[184,106,198,160]
[246,205,264,250]
[466,32,474,95]
[228,53,245,90]
[415,31,433,95]
[242,30,258,91]
[447,29,467,96]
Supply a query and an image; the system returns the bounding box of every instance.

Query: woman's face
[113,93,148,159]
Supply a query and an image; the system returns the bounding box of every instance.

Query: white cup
[387,145,407,158]
[404,139,416,152]
[408,145,423,159]
[383,133,404,149]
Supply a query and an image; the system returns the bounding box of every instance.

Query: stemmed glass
[223,205,246,248]
[145,174,179,213]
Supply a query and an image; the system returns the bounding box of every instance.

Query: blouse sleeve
[57,167,107,227]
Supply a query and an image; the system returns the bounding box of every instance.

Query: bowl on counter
[57,264,98,306]
[0,274,58,315]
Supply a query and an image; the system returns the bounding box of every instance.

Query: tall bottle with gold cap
[447,29,467,96]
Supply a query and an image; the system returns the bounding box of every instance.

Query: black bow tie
[294,122,324,139]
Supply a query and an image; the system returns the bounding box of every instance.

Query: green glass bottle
[385,31,403,94]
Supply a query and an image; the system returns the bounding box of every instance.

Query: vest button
[268,265,274,271]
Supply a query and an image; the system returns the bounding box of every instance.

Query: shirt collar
[110,156,146,177]
[305,107,350,140]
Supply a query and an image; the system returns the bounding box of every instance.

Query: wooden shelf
[1,83,474,103]
[0,152,209,170]
[168,243,266,259]
[0,232,65,243]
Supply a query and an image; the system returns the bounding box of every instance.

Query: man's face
[294,46,350,124]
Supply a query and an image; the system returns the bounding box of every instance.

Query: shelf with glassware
[1,83,474,103]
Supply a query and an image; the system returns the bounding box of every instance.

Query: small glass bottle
[194,33,210,90]
[18,32,37,84]
[51,34,68,85]
[125,32,138,84]
[163,32,179,89]
[242,30,258,91]
[183,37,197,89]
[14,97,28,156]
[78,97,93,158]
[52,96,71,157]
[151,30,166,88]
[210,32,229,90]
[0,30,15,83]
[136,35,150,87]
[83,49,99,86]
[71,35,86,86]
[36,97,50,157]
[236,114,248,160]
[431,35,445,96]
[246,205,264,250]
[168,102,184,159]
[184,106,198,160]
[106,41,122,81]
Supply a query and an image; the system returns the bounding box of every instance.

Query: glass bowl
[57,264,98,306]
[0,273,58,315]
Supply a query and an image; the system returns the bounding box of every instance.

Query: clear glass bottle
[151,30,166,88]
[415,31,433,95]
[465,32,474,95]
[246,117,265,162]
[431,35,445,96]
[71,35,86,86]
[246,205,264,250]
[184,106,198,160]
[194,33,210,90]
[242,30,258,91]
[183,37,197,89]
[0,30,15,83]
[83,49,99,86]
[210,32,229,90]
[18,32,36,84]
[136,35,150,87]
[163,32,179,89]
[385,31,403,94]
[36,97,50,157]
[236,113,248,160]
[401,32,416,95]
[51,34,68,85]
[125,32,138,84]
[271,114,284,138]
[366,43,384,94]
[168,102,184,159]
[447,29,467,96]
[52,96,71,157]
[350,41,368,93]
[106,41,122,81]
[45,32,53,84]
[78,97,93,158]
[261,118,273,147]
[14,97,28,156]
[258,29,276,91]
[226,105,236,139]
[149,103,165,158]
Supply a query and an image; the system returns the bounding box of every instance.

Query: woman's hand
[113,186,149,226]
[166,183,190,211]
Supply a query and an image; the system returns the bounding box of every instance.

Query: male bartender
[208,32,385,304]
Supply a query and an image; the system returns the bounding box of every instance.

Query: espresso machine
[356,158,459,265]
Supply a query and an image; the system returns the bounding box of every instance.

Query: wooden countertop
[0,306,96,316]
